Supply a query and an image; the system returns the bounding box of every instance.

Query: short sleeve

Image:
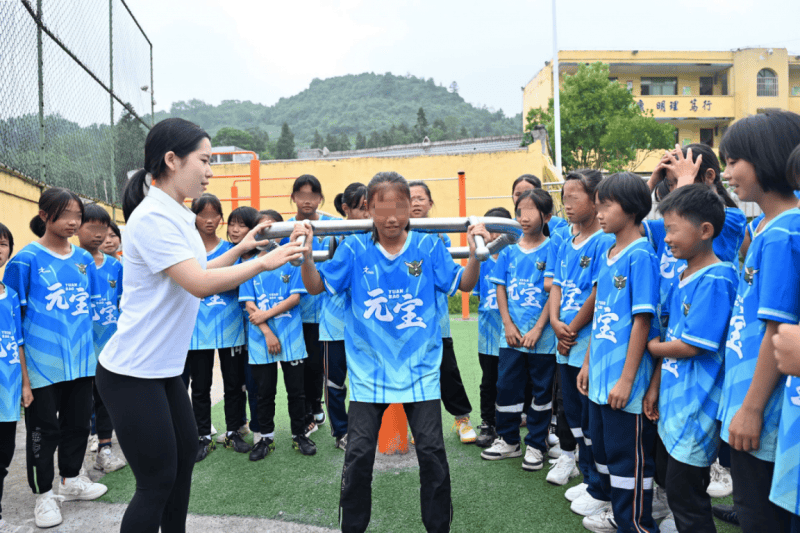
[11,292,23,346]
[239,277,256,302]
[630,250,658,316]
[86,258,101,300]
[544,237,558,279]
[681,273,736,351]
[645,219,666,252]
[591,237,612,286]
[488,248,509,286]
[132,212,197,274]
[289,267,308,296]
[758,234,800,324]
[2,256,30,306]
[318,236,356,295]
[432,236,463,296]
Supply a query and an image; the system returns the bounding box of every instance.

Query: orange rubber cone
[378,403,409,454]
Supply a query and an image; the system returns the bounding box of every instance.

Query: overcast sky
[130,0,800,118]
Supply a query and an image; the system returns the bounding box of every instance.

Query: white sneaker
[0,518,34,533]
[659,513,678,533]
[34,493,64,528]
[480,437,522,460]
[522,445,544,471]
[548,442,563,459]
[88,434,99,453]
[452,417,477,444]
[582,507,617,533]
[94,446,126,473]
[546,453,580,485]
[652,485,670,520]
[210,423,218,436]
[565,482,588,502]
[707,460,733,498]
[570,492,611,516]
[238,423,250,437]
[58,474,108,501]
[305,421,318,438]
[253,432,262,445]
[547,431,560,447]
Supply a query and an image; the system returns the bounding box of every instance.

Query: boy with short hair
[577,172,660,533]
[76,204,125,473]
[645,185,738,532]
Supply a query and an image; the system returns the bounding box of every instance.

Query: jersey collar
[754,207,800,239]
[147,186,197,226]
[606,237,647,266]
[31,241,75,260]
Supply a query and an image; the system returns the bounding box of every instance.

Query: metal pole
[150,44,154,126]
[109,0,117,217]
[36,0,45,183]
[551,0,562,178]
[458,171,469,319]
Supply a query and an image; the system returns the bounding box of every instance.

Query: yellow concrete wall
[732,48,789,119]
[206,142,551,231]
[0,167,124,278]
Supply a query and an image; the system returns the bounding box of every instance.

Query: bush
[448,294,479,315]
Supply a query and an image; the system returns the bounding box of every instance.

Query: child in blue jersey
[0,223,34,533]
[408,180,476,444]
[291,171,489,533]
[643,185,739,533]
[283,175,338,434]
[548,171,616,494]
[473,207,512,449]
[320,182,369,451]
[483,188,556,472]
[3,188,108,528]
[76,204,126,475]
[184,194,250,462]
[575,172,660,533]
[512,173,568,234]
[240,209,313,459]
[100,221,122,261]
[715,111,800,533]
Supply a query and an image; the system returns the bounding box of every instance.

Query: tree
[246,126,269,153]
[413,107,429,142]
[355,131,367,150]
[523,62,674,172]
[275,122,296,159]
[338,132,351,151]
[311,129,324,149]
[325,132,339,152]
[114,110,147,202]
[213,127,255,150]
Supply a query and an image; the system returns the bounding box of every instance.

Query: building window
[700,77,714,96]
[640,77,677,96]
[757,69,778,97]
[700,128,714,148]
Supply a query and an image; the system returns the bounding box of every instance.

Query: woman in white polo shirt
[95,118,301,533]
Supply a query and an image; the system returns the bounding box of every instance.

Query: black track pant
[0,421,16,519]
[730,448,793,533]
[96,364,197,533]
[25,377,93,494]
[250,360,306,437]
[440,338,471,418]
[478,353,498,424]
[302,323,324,423]
[183,347,246,435]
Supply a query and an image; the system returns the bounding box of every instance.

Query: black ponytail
[334,182,368,216]
[682,144,737,208]
[122,118,210,221]
[30,187,84,238]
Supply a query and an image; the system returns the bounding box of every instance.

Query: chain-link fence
[0,0,152,205]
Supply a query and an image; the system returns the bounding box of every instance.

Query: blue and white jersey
[0,286,24,422]
[190,241,245,350]
[545,224,571,281]
[589,237,659,415]
[473,256,502,356]
[553,230,616,367]
[658,262,738,467]
[745,213,765,241]
[435,233,454,338]
[283,214,339,324]
[489,239,556,354]
[239,262,307,364]
[318,231,463,404]
[92,254,122,356]
[719,209,800,462]
[549,215,568,236]
[648,208,746,329]
[3,243,99,388]
[319,235,349,342]
[770,375,800,515]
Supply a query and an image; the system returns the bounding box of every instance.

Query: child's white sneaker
[522,445,544,471]
[480,437,522,460]
[652,485,670,520]
[570,492,610,516]
[94,445,126,473]
[546,453,579,485]
[253,431,262,445]
[582,507,617,533]
[452,417,476,444]
[565,482,588,502]
[659,513,678,533]
[88,434,99,453]
[34,492,64,529]
[58,473,108,501]
[707,460,733,498]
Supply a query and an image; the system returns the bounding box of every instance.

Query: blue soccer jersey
[92,254,122,356]
[545,224,571,281]
[319,239,349,342]
[489,239,556,354]
[589,237,659,415]
[239,262,307,364]
[746,213,765,241]
[549,215,568,235]
[553,230,616,367]
[658,262,738,467]
[318,231,463,403]
[0,286,24,422]
[190,241,245,350]
[473,256,502,356]
[719,209,800,462]
[3,243,99,388]
[770,375,800,515]
[284,214,339,324]
[435,233,454,338]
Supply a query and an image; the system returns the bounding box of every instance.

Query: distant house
[211,146,256,164]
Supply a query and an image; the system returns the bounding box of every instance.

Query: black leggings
[96,363,197,533]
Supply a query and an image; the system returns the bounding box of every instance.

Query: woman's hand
[239,220,274,251]
[466,223,491,256]
[258,241,304,272]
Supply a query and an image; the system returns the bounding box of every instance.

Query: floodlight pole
[551,0,562,178]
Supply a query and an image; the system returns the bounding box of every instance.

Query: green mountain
[151,72,521,147]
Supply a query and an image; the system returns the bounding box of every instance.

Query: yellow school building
[523,48,800,172]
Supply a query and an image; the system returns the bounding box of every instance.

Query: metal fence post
[109,0,117,217]
[36,0,45,184]
[458,171,469,319]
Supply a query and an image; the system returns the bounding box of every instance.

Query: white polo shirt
[99,186,207,378]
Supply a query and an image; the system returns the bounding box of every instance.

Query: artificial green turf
[99,318,740,532]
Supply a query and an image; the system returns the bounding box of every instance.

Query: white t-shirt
[99,186,206,378]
